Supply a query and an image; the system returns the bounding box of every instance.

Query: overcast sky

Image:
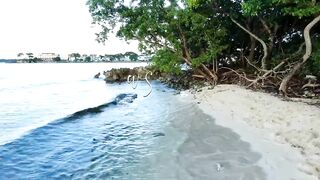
[0,0,139,59]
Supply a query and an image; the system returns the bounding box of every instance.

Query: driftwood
[192,74,206,79]
[302,83,320,89]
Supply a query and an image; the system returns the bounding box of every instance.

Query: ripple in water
[0,82,177,179]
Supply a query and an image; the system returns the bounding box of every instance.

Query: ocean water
[0,63,266,180]
[0,63,184,179]
[0,63,148,146]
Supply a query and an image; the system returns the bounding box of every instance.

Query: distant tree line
[68,52,143,62]
[16,52,145,63]
[17,53,47,63]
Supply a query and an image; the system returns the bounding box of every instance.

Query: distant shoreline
[0,60,150,64]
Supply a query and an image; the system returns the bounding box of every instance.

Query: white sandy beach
[184,84,320,179]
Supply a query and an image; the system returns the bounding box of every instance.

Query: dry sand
[185,84,320,179]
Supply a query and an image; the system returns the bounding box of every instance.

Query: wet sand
[139,102,267,180]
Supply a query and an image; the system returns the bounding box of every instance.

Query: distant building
[39,53,59,62]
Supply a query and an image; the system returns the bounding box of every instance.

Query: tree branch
[231,18,268,70]
[248,58,288,87]
[279,14,320,95]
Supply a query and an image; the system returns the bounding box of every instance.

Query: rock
[102,66,161,83]
[94,72,100,78]
[101,66,209,91]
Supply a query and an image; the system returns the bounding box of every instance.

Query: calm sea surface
[0,63,183,179]
[0,63,267,180]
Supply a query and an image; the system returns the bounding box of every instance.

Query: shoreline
[184,84,320,179]
[135,96,268,179]
[7,61,150,64]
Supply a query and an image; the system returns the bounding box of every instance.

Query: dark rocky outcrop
[102,66,161,82]
[99,66,210,91]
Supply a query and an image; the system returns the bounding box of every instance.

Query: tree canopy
[87,0,320,96]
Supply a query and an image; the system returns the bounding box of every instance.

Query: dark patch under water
[0,92,166,180]
[54,93,137,123]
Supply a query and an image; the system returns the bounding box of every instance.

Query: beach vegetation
[87,0,320,96]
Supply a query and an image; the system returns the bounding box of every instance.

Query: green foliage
[26,53,34,59]
[192,45,226,67]
[84,56,92,62]
[151,49,183,74]
[187,0,206,8]
[241,0,320,18]
[241,0,265,16]
[28,57,42,63]
[124,52,139,61]
[53,56,61,62]
[88,0,227,73]
[17,53,24,58]
[88,0,320,86]
[69,53,81,60]
[175,9,227,67]
[272,0,320,17]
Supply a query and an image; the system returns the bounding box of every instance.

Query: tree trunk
[231,18,268,70]
[248,37,256,64]
[279,14,320,95]
[178,25,218,84]
[260,19,279,69]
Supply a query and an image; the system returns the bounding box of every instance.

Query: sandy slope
[187,85,320,179]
